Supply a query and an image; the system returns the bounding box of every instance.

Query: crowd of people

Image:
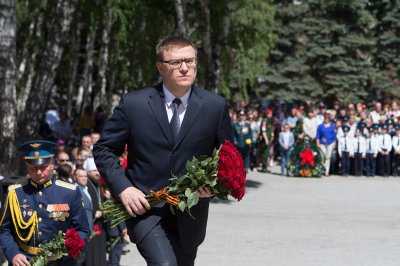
[231,100,400,177]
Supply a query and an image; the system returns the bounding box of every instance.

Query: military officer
[338,125,353,176]
[352,127,366,176]
[365,125,379,177]
[0,140,90,266]
[378,124,392,176]
[233,110,252,172]
[391,124,400,176]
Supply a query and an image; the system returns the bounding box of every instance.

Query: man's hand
[95,210,102,218]
[12,253,30,266]
[196,187,213,198]
[119,186,150,217]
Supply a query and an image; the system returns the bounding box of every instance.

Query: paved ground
[120,165,400,266]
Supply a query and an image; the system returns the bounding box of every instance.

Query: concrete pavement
[120,166,400,266]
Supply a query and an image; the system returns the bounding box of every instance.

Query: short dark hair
[156,36,197,61]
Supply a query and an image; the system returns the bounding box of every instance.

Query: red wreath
[300,147,315,167]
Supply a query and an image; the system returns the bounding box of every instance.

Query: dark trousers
[341,152,350,176]
[392,154,400,176]
[238,146,250,171]
[136,211,197,266]
[353,153,364,176]
[365,153,376,176]
[250,143,258,170]
[108,237,124,266]
[378,153,391,176]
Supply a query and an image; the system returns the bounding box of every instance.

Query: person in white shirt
[249,111,261,171]
[336,115,349,140]
[378,124,392,176]
[365,125,379,177]
[368,102,383,124]
[352,128,366,176]
[391,125,400,176]
[303,109,319,141]
[279,123,295,176]
[338,125,353,176]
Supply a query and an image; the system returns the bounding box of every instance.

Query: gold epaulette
[8,182,27,191]
[55,180,76,190]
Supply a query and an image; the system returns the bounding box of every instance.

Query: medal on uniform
[21,200,30,218]
[47,204,70,221]
[242,127,249,134]
[27,209,33,217]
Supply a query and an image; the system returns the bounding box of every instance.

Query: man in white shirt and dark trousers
[338,125,353,176]
[391,125,400,176]
[365,125,379,177]
[352,127,366,176]
[378,124,392,176]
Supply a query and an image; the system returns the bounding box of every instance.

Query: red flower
[217,140,246,200]
[93,224,103,236]
[64,229,85,258]
[300,147,315,167]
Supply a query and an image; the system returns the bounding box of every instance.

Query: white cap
[83,157,97,171]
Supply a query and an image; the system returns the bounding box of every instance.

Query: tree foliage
[262,0,399,103]
[0,0,276,175]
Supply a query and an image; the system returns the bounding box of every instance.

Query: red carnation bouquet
[102,140,246,227]
[31,229,84,266]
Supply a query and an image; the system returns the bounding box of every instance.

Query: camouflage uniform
[259,118,273,172]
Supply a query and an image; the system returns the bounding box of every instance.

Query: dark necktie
[344,138,347,151]
[369,138,371,150]
[170,98,182,142]
[357,138,360,153]
[383,135,385,147]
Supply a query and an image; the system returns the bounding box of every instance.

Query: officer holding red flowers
[233,110,253,172]
[0,140,90,266]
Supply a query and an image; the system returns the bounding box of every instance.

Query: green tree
[263,0,393,103]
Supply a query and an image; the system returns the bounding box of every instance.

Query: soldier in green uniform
[259,109,274,173]
[233,110,253,172]
[293,110,305,142]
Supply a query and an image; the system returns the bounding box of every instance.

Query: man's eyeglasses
[59,159,69,162]
[160,58,197,69]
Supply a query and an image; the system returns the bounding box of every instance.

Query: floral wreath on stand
[287,139,325,177]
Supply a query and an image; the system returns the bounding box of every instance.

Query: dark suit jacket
[93,84,233,251]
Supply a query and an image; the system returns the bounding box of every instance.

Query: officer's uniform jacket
[365,135,379,155]
[233,120,252,149]
[378,134,392,153]
[0,176,90,263]
[352,136,366,156]
[338,135,354,157]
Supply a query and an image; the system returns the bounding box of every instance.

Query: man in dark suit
[93,36,233,265]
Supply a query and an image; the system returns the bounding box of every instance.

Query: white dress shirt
[338,135,354,156]
[392,134,400,152]
[366,135,379,155]
[378,133,392,152]
[352,136,366,156]
[163,84,190,123]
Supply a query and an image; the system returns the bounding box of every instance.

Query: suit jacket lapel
[148,83,174,147]
[174,86,203,149]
